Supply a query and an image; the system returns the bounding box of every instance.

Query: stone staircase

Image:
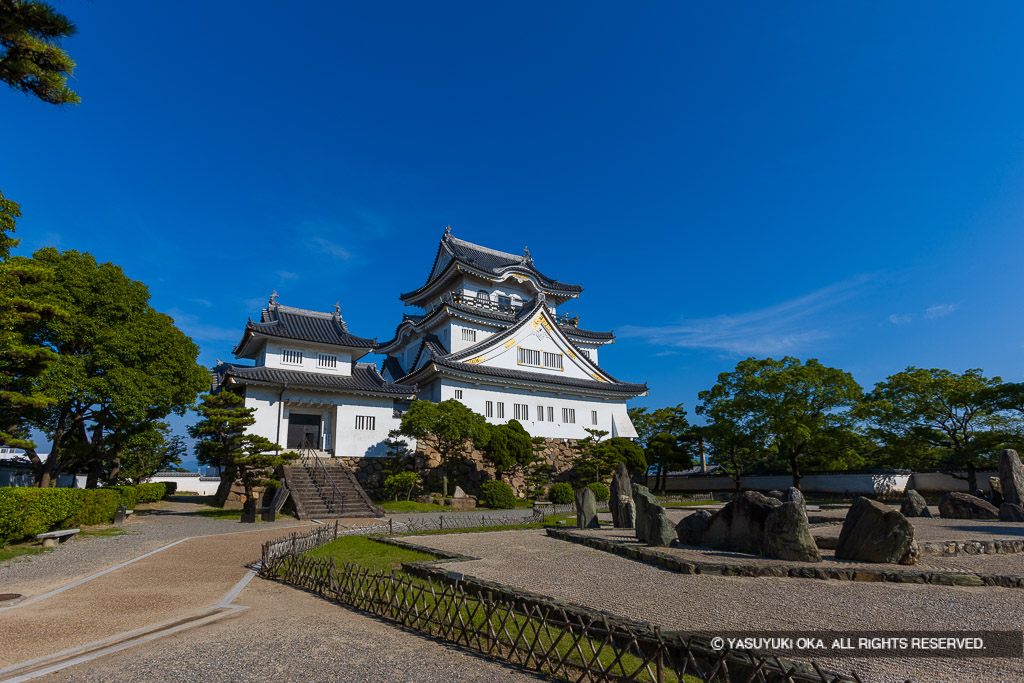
[282,460,383,519]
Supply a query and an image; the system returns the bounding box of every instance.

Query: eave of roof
[233,303,376,358]
[218,363,417,397]
[399,358,648,396]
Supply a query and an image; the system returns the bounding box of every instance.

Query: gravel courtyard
[404,528,1024,683]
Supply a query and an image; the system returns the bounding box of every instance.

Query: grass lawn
[0,543,51,564]
[661,501,721,508]
[378,498,539,513]
[307,534,438,571]
[78,527,128,539]
[402,512,577,536]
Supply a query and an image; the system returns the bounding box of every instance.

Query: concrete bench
[36,529,80,548]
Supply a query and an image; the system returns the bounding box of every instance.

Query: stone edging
[546,529,1024,589]
[917,539,1024,557]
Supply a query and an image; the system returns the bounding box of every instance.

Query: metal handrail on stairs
[298,439,346,517]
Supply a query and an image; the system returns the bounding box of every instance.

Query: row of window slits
[477,401,597,426]
[354,415,376,430]
[518,347,564,369]
[280,349,338,368]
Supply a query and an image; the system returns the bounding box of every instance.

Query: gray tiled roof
[381,356,405,380]
[562,326,615,341]
[234,302,375,356]
[402,357,648,395]
[217,363,416,396]
[400,230,583,301]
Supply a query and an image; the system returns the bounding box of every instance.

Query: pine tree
[0,0,80,105]
[188,391,291,507]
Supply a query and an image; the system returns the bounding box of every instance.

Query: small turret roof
[233,295,375,358]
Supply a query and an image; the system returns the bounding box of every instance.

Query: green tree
[481,419,534,482]
[19,248,209,487]
[0,0,80,105]
[397,399,488,495]
[116,421,188,485]
[700,357,863,490]
[644,432,692,493]
[628,403,689,490]
[0,191,64,451]
[188,391,290,506]
[857,367,1020,492]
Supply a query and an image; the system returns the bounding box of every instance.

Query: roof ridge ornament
[333,301,342,316]
[268,290,279,307]
[523,245,532,263]
[444,223,452,238]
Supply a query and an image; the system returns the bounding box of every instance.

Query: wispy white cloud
[311,236,352,261]
[167,308,239,343]
[277,270,300,281]
[189,298,213,308]
[888,313,913,325]
[924,303,957,319]
[619,276,871,356]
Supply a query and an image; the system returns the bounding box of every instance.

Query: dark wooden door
[287,413,321,449]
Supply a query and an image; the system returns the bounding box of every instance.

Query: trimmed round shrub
[587,482,610,503]
[478,480,515,509]
[548,482,574,504]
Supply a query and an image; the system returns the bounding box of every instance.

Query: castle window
[454,389,463,400]
[462,328,476,342]
[355,415,376,430]
[486,401,493,418]
[547,406,554,422]
[498,295,512,309]
[514,403,529,421]
[537,405,544,421]
[497,402,505,419]
[562,408,575,424]
[543,352,563,370]
[282,349,303,365]
[476,290,490,301]
[592,410,598,425]
[518,347,541,366]
[317,353,338,369]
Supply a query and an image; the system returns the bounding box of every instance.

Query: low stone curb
[546,529,1024,589]
[917,539,1024,557]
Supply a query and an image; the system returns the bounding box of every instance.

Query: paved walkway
[404,529,1024,683]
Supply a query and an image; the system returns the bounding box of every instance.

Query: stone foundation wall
[340,437,583,500]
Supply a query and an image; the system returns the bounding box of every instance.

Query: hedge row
[0,482,173,546]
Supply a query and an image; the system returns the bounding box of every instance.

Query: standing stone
[675,510,711,546]
[452,485,467,498]
[646,506,675,547]
[609,463,634,528]
[900,489,932,518]
[999,449,1024,506]
[938,492,999,520]
[835,497,918,565]
[999,503,1024,522]
[783,487,807,518]
[990,477,1004,507]
[632,484,658,543]
[575,487,600,529]
[618,495,636,529]
[763,502,822,562]
[702,491,782,554]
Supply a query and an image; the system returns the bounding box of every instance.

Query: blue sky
[3,2,1023,469]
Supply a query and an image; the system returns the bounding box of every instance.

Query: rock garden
[560,450,1024,588]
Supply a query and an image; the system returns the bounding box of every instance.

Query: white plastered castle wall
[261,339,356,375]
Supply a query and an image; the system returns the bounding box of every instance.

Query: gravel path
[403,529,1024,682]
[46,574,550,683]
[577,528,1024,575]
[0,499,315,598]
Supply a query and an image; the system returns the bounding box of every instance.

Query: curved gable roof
[233,301,375,358]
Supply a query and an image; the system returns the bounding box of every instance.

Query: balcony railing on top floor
[446,291,579,327]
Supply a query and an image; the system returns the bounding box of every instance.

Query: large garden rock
[835,497,918,565]
[702,491,781,554]
[575,487,600,529]
[900,489,931,518]
[646,506,676,547]
[939,492,999,520]
[765,490,786,501]
[632,484,658,543]
[999,503,1024,522]
[783,487,807,518]
[610,463,634,528]
[675,510,711,546]
[999,449,1024,506]
[763,502,821,562]
[990,477,1004,507]
[618,495,636,529]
